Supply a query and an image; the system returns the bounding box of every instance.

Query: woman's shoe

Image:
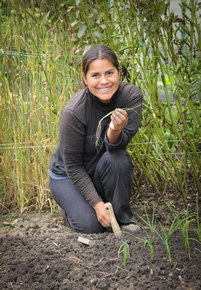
[58,205,66,219]
[121,224,141,233]
[58,206,71,228]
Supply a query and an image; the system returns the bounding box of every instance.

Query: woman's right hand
[93,201,111,228]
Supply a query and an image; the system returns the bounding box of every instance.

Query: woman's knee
[97,149,133,172]
[72,217,104,234]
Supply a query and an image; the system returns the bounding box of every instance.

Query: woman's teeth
[98,87,111,91]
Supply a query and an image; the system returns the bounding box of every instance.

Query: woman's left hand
[109,109,128,131]
[93,201,111,228]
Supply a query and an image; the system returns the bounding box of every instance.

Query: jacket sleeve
[59,109,102,207]
[104,85,143,151]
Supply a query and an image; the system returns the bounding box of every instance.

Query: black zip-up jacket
[49,81,143,207]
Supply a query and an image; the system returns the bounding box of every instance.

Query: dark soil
[0,179,201,290]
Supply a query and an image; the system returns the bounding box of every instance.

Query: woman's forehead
[87,59,116,72]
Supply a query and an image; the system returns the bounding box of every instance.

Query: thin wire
[0,145,56,149]
[135,152,201,156]
[0,144,200,157]
[0,138,199,148]
[1,49,201,59]
[0,141,39,146]
[129,139,199,145]
[0,49,52,57]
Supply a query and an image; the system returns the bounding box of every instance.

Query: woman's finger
[110,109,128,129]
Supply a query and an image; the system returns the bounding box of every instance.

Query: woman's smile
[97,87,111,91]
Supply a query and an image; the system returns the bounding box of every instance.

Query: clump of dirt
[0,210,201,290]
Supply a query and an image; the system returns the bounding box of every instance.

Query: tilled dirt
[0,211,201,290]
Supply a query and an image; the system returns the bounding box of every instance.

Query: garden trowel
[104,202,130,257]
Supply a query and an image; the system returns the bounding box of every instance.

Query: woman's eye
[107,71,113,75]
[92,74,98,78]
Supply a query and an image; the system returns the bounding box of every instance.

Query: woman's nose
[100,75,108,84]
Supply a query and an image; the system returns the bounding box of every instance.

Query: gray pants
[49,149,134,234]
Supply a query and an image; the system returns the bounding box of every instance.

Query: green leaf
[151,22,159,32]
[119,46,129,52]
[92,8,98,15]
[129,19,136,31]
[88,12,94,18]
[67,6,75,12]
[77,25,87,38]
[83,45,91,55]
[76,0,82,5]
[196,63,201,71]
[121,5,130,11]
[100,24,107,30]
[158,5,166,15]
[71,20,79,27]
[93,31,102,39]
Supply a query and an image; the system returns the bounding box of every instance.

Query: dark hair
[82,45,119,76]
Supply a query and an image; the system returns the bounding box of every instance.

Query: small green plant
[134,203,195,261]
[6,213,16,223]
[158,217,188,262]
[182,193,201,255]
[5,225,15,231]
[121,203,156,261]
[0,213,18,231]
[164,202,196,259]
[118,241,129,269]
[164,201,201,259]
[142,202,157,239]
[123,231,154,262]
[196,192,201,242]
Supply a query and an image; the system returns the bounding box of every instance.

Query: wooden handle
[104,202,122,238]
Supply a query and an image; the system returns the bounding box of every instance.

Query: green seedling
[6,213,16,223]
[196,192,201,242]
[142,202,157,239]
[135,202,194,261]
[164,201,196,259]
[118,241,129,269]
[123,231,154,261]
[120,203,156,261]
[158,216,187,262]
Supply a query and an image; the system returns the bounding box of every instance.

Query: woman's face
[83,59,120,103]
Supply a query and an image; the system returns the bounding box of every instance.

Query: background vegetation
[0,0,200,213]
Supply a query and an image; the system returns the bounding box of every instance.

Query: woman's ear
[82,72,87,85]
[118,66,121,78]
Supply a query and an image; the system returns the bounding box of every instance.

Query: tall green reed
[124,0,201,198]
[0,0,200,211]
[0,1,80,211]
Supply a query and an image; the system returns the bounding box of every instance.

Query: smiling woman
[48,45,143,234]
[82,59,120,103]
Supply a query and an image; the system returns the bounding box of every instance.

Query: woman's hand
[107,108,128,144]
[109,108,128,131]
[93,201,111,228]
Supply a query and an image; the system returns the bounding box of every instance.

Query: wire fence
[1,49,201,59]
[0,139,200,157]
